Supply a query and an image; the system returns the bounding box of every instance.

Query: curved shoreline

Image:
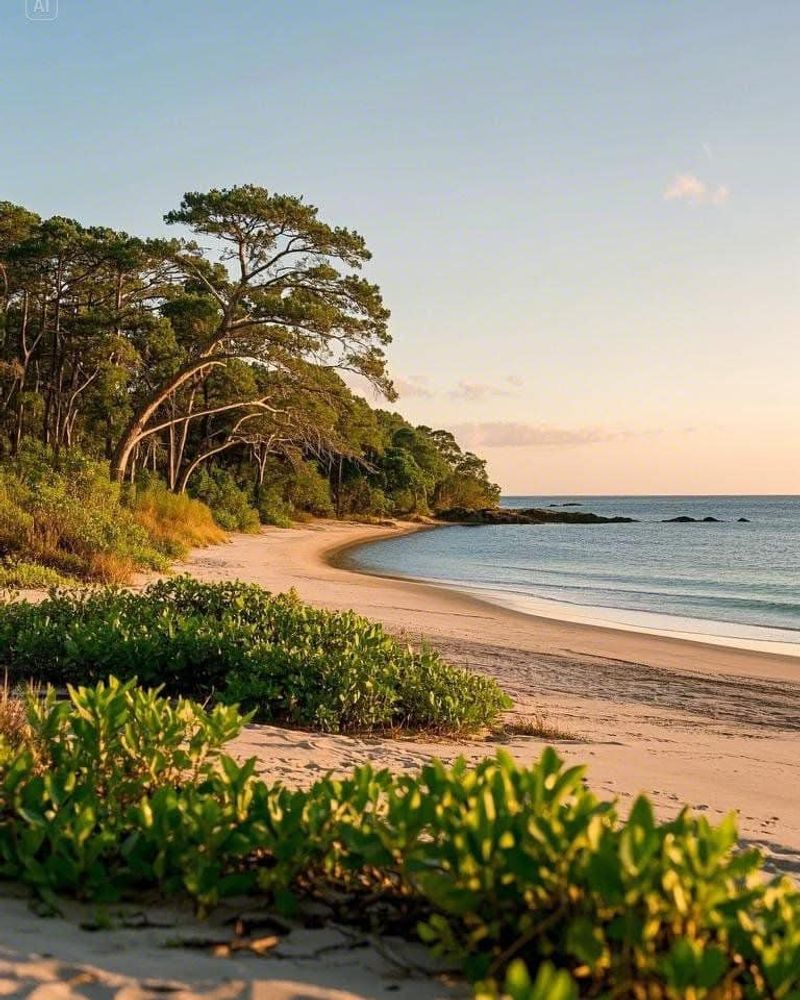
[324,522,800,678]
[322,518,441,571]
[335,523,800,659]
[171,521,800,880]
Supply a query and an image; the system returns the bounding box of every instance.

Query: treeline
[0,187,498,535]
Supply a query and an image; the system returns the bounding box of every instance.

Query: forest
[0,186,498,581]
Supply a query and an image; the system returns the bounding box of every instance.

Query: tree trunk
[176,438,239,494]
[109,355,228,482]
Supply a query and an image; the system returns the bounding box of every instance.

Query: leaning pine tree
[110,186,394,484]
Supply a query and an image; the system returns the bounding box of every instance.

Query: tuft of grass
[0,674,31,751]
[85,551,139,585]
[130,482,227,557]
[491,712,576,741]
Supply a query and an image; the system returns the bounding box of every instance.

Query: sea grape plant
[1,679,799,998]
[0,577,510,733]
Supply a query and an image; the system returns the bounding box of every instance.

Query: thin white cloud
[448,422,663,449]
[449,377,524,401]
[710,184,730,206]
[390,374,527,402]
[664,173,707,202]
[663,173,730,206]
[393,374,434,399]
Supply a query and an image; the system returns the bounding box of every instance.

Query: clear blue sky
[3,1,799,492]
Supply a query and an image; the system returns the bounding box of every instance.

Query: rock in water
[437,507,636,525]
[662,515,722,523]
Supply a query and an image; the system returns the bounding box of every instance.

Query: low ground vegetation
[0,559,73,589]
[0,444,226,583]
[0,577,510,734]
[128,476,227,554]
[0,678,798,999]
[0,434,497,588]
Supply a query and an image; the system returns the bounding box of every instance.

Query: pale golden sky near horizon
[360,7,800,494]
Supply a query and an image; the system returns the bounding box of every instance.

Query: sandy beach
[2,520,799,1000]
[177,521,800,873]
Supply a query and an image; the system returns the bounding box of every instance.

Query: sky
[2,0,799,494]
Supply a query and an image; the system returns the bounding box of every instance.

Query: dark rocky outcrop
[738,517,751,522]
[438,508,745,526]
[662,516,722,523]
[437,507,636,525]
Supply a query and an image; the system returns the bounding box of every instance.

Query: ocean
[346,496,800,656]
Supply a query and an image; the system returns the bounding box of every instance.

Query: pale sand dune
[3,520,799,999]
[0,892,462,1000]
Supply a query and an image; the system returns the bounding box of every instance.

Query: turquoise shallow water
[347,496,800,653]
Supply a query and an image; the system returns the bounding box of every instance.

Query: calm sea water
[348,496,800,654]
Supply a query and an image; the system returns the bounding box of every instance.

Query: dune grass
[0,675,31,752]
[0,444,226,585]
[130,481,227,556]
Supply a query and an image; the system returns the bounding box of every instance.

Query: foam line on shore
[336,523,800,660]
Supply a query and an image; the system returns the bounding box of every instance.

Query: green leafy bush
[1,680,799,999]
[0,577,510,734]
[285,460,334,517]
[252,458,333,524]
[191,467,260,532]
[484,962,577,1000]
[256,485,294,528]
[0,558,73,589]
[0,678,248,904]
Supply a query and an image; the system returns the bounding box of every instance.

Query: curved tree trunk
[110,355,228,482]
[176,439,240,494]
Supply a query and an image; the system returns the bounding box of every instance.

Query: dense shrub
[254,460,333,525]
[0,577,510,733]
[256,485,294,527]
[0,558,73,589]
[1,679,799,999]
[285,460,334,517]
[0,679,246,903]
[191,467,260,532]
[0,443,169,581]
